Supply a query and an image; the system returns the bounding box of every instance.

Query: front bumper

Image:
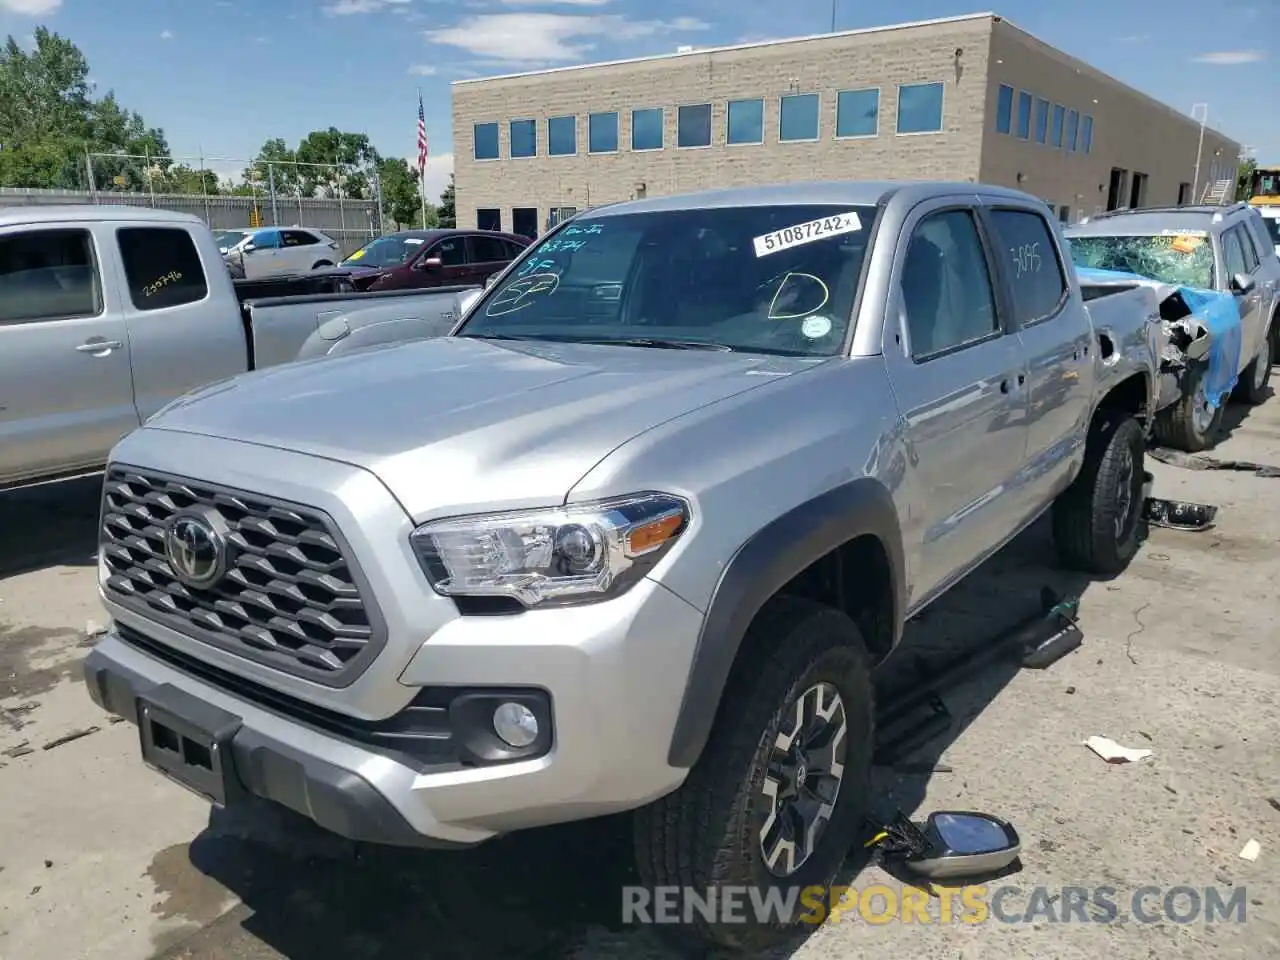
[84,570,704,847]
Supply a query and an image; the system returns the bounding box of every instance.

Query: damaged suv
[85,182,1162,950]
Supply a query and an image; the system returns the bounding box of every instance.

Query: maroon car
[339,228,531,292]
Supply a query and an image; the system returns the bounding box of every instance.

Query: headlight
[409,492,689,608]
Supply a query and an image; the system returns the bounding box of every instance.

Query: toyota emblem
[163,511,228,589]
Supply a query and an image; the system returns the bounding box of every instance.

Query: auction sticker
[801,316,833,339]
[753,212,862,258]
[1159,229,1208,237]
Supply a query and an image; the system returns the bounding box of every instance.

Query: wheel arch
[666,477,906,769]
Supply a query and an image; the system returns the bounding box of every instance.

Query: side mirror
[1231,272,1255,294]
[896,811,1021,881]
[484,272,498,289]
[421,257,443,270]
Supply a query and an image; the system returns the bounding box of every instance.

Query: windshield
[214,230,246,249]
[457,203,878,356]
[342,235,426,267]
[1067,233,1215,290]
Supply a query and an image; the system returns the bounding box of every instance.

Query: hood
[146,336,821,519]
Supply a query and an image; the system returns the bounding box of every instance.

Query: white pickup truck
[0,205,481,491]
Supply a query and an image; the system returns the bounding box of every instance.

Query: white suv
[219,227,342,279]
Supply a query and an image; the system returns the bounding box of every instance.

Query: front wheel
[1052,413,1146,576]
[1152,364,1223,452]
[634,597,873,952]
[1233,332,1273,405]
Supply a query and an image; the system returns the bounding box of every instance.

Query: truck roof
[1067,203,1257,236]
[580,180,1042,217]
[0,204,206,229]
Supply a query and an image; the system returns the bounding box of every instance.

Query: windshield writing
[1067,234,1215,290]
[458,204,878,356]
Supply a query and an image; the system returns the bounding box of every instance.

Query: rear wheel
[634,597,873,952]
[1152,364,1223,452]
[1053,413,1146,575]
[1234,332,1273,405]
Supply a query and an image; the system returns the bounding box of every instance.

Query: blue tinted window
[1066,109,1079,152]
[1051,104,1065,147]
[995,84,1013,134]
[589,111,618,153]
[1082,115,1093,154]
[473,122,499,160]
[727,98,764,144]
[836,88,879,137]
[1034,98,1049,144]
[677,103,712,147]
[631,107,663,150]
[1016,91,1032,139]
[779,93,819,141]
[898,82,944,134]
[509,119,536,158]
[548,115,576,156]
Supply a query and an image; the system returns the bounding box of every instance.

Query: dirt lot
[2,399,1278,960]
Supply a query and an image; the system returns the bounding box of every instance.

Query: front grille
[100,467,383,685]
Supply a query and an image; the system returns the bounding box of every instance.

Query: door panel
[427,236,469,288]
[0,226,138,483]
[881,204,1030,606]
[1228,226,1266,364]
[467,234,513,285]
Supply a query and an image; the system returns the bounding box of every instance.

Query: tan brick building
[451,12,1240,237]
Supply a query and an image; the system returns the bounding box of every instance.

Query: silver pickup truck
[84,182,1160,951]
[0,205,479,490]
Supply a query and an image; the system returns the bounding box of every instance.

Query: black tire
[311,260,334,270]
[1233,332,1273,405]
[1052,413,1146,576]
[1152,363,1223,452]
[634,597,873,952]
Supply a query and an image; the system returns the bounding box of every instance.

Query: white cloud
[425,12,708,62]
[1190,50,1263,64]
[160,29,174,40]
[498,0,611,6]
[0,0,62,14]
[407,64,437,75]
[421,152,453,206]
[324,0,410,14]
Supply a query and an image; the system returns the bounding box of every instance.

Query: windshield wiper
[532,334,736,351]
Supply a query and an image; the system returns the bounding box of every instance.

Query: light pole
[1191,102,1208,201]
[831,0,837,31]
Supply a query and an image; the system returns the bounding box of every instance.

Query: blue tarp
[1076,266,1242,409]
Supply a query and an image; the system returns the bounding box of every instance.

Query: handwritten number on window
[141,270,183,298]
[1010,242,1041,279]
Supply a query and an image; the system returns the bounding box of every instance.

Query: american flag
[416,93,429,175]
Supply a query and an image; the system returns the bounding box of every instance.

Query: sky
[0,0,1275,203]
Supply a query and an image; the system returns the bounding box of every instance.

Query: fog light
[492,702,538,748]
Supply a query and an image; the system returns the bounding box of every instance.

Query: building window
[512,207,538,239]
[589,111,618,153]
[1177,182,1191,205]
[779,93,819,141]
[631,107,663,150]
[1081,115,1093,154]
[835,88,879,138]
[1051,104,1065,147]
[726,98,764,144]
[677,103,712,148]
[1066,109,1079,152]
[995,84,1013,134]
[473,122,499,160]
[548,115,576,156]
[1016,91,1032,140]
[509,119,536,158]
[897,82,944,134]
[476,209,501,231]
[1034,98,1049,144]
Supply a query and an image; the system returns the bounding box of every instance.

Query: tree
[244,137,301,196]
[437,173,456,228]
[377,157,425,229]
[296,127,380,199]
[0,27,170,190]
[158,164,219,195]
[1236,158,1257,203]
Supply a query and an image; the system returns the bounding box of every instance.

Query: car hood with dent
[144,336,823,520]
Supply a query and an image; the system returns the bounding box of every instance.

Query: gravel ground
[1,397,1278,960]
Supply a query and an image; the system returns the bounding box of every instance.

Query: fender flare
[666,477,907,768]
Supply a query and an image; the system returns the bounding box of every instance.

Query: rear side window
[469,235,509,263]
[0,228,101,324]
[282,230,318,247]
[117,227,209,310]
[989,209,1068,325]
[1236,224,1260,272]
[902,209,1000,358]
[1222,228,1247,280]
[504,239,527,259]
[430,237,466,266]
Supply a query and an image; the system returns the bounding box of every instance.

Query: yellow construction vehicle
[1246,165,1280,208]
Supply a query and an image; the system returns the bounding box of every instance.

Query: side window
[253,230,280,249]
[504,239,527,259]
[1222,228,1247,281]
[988,209,1068,325]
[469,235,509,264]
[1236,225,1260,272]
[282,230,316,247]
[430,237,466,266]
[117,227,209,310]
[901,209,1000,359]
[0,228,101,324]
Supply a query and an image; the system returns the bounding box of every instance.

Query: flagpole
[418,88,429,228]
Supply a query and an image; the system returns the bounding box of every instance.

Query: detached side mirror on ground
[896,811,1022,881]
[1231,273,1255,294]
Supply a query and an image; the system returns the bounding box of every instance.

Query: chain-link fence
[0,152,385,258]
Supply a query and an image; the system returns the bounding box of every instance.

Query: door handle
[76,339,122,354]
